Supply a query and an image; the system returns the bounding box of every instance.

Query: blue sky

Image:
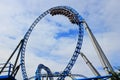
[0,0,120,79]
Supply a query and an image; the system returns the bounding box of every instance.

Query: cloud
[0,0,120,80]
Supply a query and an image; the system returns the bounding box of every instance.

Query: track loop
[20,6,84,80]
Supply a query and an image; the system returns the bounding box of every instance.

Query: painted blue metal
[0,75,16,80]
[0,63,14,79]
[20,10,50,80]
[0,5,118,80]
[8,63,12,76]
[20,6,84,80]
[50,6,84,80]
[35,64,53,80]
[75,74,112,80]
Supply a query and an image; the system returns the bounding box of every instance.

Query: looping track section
[20,6,84,80]
[35,64,53,80]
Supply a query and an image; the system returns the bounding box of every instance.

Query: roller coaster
[0,6,120,80]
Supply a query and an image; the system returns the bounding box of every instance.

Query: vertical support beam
[82,21,114,74]
[0,39,23,74]
[11,39,24,75]
[8,63,12,76]
[80,52,101,76]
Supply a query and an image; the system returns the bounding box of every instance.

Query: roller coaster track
[20,6,84,80]
[0,5,118,80]
[35,64,53,80]
[29,73,87,80]
[35,64,87,80]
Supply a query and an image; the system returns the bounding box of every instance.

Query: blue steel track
[20,6,84,80]
[35,64,53,80]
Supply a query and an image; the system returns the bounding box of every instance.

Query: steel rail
[20,6,84,80]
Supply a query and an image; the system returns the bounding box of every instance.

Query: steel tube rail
[80,52,101,76]
[82,21,114,74]
[20,6,84,80]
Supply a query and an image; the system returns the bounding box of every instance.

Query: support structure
[1,5,119,80]
[82,21,114,74]
[0,40,23,80]
[80,52,101,76]
[35,64,53,80]
[20,6,84,80]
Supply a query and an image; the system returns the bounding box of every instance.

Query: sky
[0,0,120,80]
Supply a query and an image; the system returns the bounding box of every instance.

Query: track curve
[20,6,84,80]
[35,64,53,80]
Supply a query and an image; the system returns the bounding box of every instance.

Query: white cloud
[0,0,120,80]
